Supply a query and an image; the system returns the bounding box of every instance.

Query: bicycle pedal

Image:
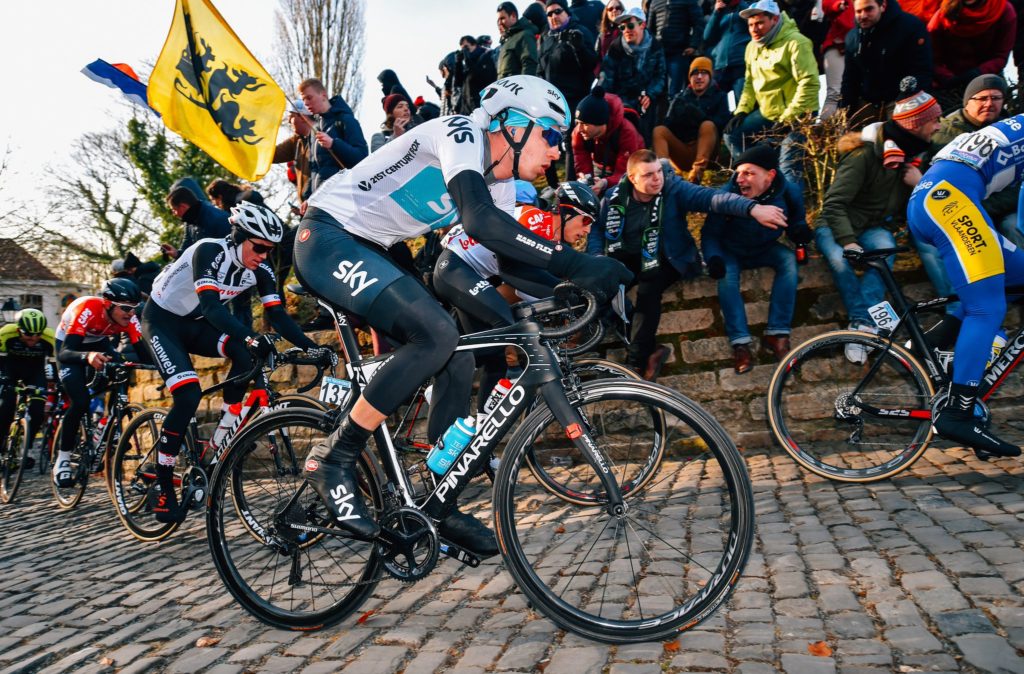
[439,539,481,568]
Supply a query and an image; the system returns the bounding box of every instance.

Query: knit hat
[963,74,1008,108]
[689,56,713,76]
[383,94,405,115]
[576,86,611,125]
[734,144,779,172]
[546,0,569,9]
[892,77,941,131]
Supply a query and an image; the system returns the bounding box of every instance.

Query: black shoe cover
[153,487,186,524]
[304,444,380,539]
[439,508,499,558]
[935,414,1021,459]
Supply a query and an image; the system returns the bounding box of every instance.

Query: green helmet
[16,308,46,335]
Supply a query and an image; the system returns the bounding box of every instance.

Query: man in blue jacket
[298,78,369,192]
[701,144,810,373]
[589,149,787,379]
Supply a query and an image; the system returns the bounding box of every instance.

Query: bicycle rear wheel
[494,380,754,643]
[207,408,384,630]
[767,330,935,482]
[109,409,193,541]
[51,418,88,509]
[1,418,28,504]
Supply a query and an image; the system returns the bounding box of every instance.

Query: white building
[0,238,92,327]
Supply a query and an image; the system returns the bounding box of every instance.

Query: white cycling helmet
[229,201,284,244]
[479,76,571,179]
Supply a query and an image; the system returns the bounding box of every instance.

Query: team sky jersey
[0,324,55,360]
[55,297,142,344]
[444,206,555,279]
[931,114,1024,198]
[150,237,282,318]
[306,114,516,248]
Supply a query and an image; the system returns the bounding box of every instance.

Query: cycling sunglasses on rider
[542,128,563,148]
[110,302,138,313]
[249,241,275,254]
[17,328,42,337]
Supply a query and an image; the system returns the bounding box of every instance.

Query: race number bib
[933,127,1004,171]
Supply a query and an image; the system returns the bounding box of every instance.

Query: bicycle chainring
[180,465,209,510]
[378,507,439,582]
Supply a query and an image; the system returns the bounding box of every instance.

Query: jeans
[665,53,692,98]
[815,225,895,329]
[705,241,798,344]
[723,108,806,190]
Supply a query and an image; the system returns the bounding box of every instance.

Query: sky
[0,0,513,205]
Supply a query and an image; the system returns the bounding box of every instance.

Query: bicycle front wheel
[51,417,88,509]
[207,408,384,630]
[767,330,936,482]
[1,418,28,504]
[525,358,666,505]
[494,380,754,643]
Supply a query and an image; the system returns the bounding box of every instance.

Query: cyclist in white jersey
[294,76,632,555]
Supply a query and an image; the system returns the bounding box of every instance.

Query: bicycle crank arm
[439,539,480,567]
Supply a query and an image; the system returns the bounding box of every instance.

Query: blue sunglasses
[542,128,563,147]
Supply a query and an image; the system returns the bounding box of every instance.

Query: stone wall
[128,255,1024,448]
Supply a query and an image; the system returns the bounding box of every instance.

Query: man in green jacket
[722,0,819,189]
[930,75,1020,246]
[497,2,539,78]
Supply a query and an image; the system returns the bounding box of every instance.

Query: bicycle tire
[767,330,936,483]
[51,417,89,509]
[109,409,194,542]
[524,358,667,505]
[494,379,754,643]
[38,416,57,476]
[207,407,384,630]
[1,418,28,504]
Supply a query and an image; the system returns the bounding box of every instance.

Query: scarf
[928,0,1007,37]
[603,177,665,271]
[622,31,653,72]
[879,121,930,169]
[753,16,784,46]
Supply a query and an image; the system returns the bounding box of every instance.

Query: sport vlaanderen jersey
[55,297,143,344]
[149,238,283,318]
[931,113,1024,198]
[0,324,55,360]
[306,114,516,248]
[443,206,556,279]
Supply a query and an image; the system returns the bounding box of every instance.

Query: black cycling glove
[306,345,338,368]
[549,246,633,303]
[245,334,277,359]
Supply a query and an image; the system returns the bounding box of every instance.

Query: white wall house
[0,239,92,327]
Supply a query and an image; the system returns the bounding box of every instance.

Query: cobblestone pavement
[1,444,1023,674]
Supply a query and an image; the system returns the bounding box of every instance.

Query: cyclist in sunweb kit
[144,202,334,523]
[54,279,149,487]
[908,111,1024,459]
[294,75,631,556]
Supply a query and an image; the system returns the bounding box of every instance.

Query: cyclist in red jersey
[53,278,148,487]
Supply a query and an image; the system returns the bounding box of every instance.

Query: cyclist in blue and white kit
[908,113,1024,459]
[294,76,632,555]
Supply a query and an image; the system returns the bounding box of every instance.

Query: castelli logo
[299,228,311,242]
[305,458,319,472]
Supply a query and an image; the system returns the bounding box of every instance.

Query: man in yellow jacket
[722,0,819,189]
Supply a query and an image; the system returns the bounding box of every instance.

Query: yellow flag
[149,0,285,180]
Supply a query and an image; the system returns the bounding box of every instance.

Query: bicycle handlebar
[528,283,600,340]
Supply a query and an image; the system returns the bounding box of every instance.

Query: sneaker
[52,459,74,488]
[439,508,499,558]
[153,487,186,524]
[845,324,877,365]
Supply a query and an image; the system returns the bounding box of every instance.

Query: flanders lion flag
[149,0,285,180]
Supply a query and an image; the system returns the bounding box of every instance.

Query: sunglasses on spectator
[608,5,624,12]
[968,95,1004,103]
[620,20,642,29]
[249,242,275,254]
[111,303,137,313]
[547,8,565,16]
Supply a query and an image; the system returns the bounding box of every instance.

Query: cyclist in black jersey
[0,310,55,461]
[294,75,632,555]
[143,202,334,523]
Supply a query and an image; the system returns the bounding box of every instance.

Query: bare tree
[273,0,366,109]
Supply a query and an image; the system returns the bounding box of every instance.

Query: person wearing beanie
[928,74,1020,246]
[571,87,645,196]
[370,94,424,153]
[588,148,789,380]
[905,106,1024,460]
[653,56,729,183]
[723,0,819,189]
[700,143,810,372]
[598,7,668,144]
[816,77,944,365]
[645,0,705,97]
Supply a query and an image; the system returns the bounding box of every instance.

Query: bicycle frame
[321,299,628,521]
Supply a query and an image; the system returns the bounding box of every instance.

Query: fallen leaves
[554,525,566,534]
[808,640,833,657]
[357,609,376,624]
[663,640,680,653]
[195,636,221,648]
[99,657,115,666]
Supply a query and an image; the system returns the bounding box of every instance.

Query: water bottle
[477,378,512,426]
[987,329,1008,369]
[426,417,476,475]
[92,416,108,446]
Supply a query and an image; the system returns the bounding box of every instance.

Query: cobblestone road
[1,444,1023,674]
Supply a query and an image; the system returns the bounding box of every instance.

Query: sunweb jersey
[55,297,142,345]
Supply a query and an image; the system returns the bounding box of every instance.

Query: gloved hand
[723,112,747,135]
[245,334,278,359]
[306,345,338,368]
[549,247,633,304]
